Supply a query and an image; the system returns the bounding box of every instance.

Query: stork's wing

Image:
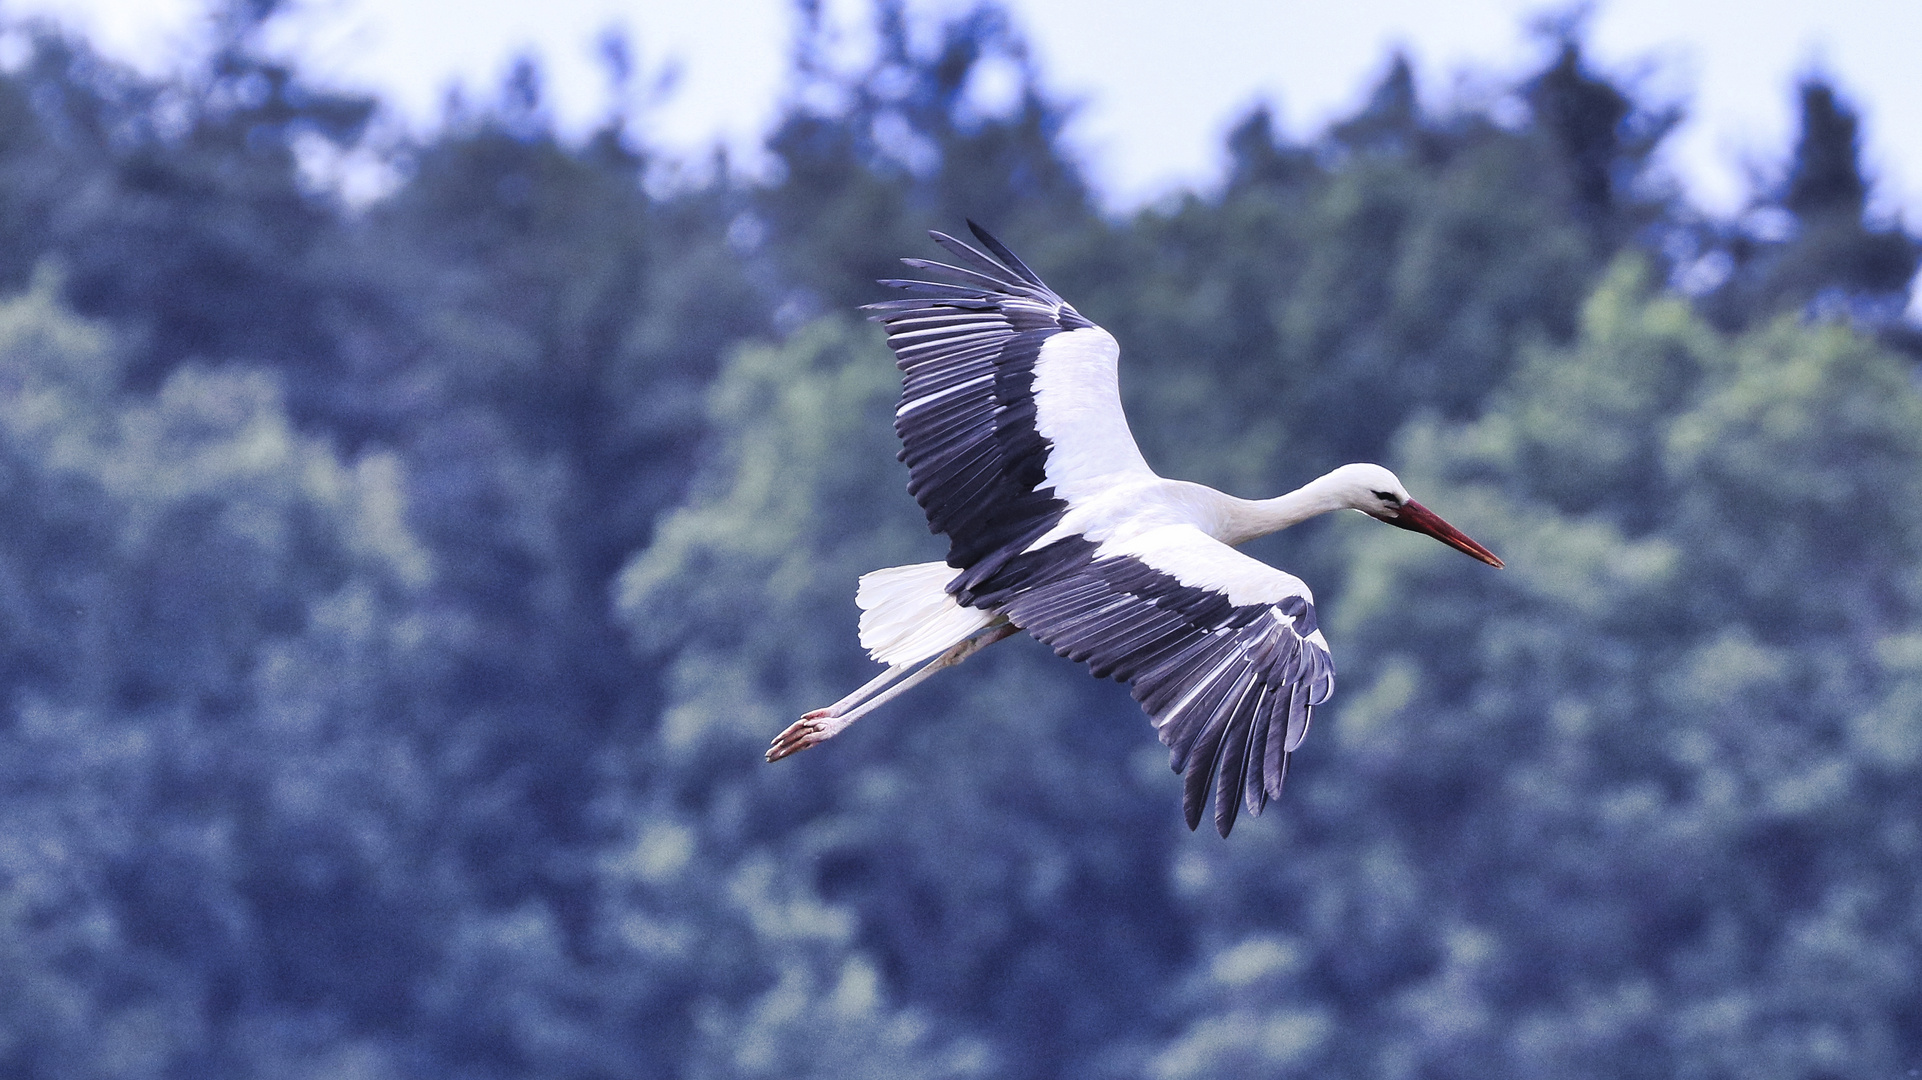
[966,525,1335,837]
[864,222,1153,587]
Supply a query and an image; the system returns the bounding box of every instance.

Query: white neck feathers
[1211,471,1355,547]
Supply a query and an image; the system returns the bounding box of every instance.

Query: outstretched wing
[863,222,1153,592]
[966,525,1335,837]
[866,224,1333,836]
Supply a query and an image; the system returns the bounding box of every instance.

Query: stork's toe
[766,715,833,762]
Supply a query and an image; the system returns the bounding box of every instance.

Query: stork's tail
[857,562,998,666]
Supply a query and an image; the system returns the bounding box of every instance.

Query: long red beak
[1377,500,1504,568]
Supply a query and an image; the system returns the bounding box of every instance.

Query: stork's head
[1329,463,1504,568]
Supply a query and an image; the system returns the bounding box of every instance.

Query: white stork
[767,222,1503,836]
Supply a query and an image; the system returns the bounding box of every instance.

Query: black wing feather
[965,220,1050,287]
[974,537,1335,837]
[864,225,1095,577]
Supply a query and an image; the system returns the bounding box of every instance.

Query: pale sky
[12,0,1922,223]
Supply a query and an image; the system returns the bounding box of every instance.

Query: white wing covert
[865,222,1151,596]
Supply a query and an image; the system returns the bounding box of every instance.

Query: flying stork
[767,222,1503,836]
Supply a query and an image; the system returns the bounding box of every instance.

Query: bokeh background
[0,1,1919,1077]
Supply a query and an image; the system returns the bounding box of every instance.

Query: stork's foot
[767,709,848,762]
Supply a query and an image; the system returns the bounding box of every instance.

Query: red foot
[766,710,837,763]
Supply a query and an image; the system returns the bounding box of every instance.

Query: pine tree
[1707,78,1919,343]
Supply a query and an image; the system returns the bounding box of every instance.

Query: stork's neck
[1211,471,1352,547]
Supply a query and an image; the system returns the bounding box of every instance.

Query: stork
[767,223,1503,836]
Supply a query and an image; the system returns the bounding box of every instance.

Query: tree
[1704,78,1919,345]
[618,316,1192,1079]
[0,274,454,1075]
[0,5,380,395]
[754,0,1095,318]
[1158,259,1922,1078]
[4,0,1920,1073]
[1074,36,1659,581]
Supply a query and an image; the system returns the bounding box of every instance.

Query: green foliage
[0,2,1918,1077]
[0,275,445,1075]
[1168,260,1922,1077]
[1077,42,1661,505]
[754,0,1095,317]
[1704,78,1920,347]
[619,316,920,751]
[618,317,1188,1079]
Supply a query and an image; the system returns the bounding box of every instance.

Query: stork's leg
[802,616,1015,721]
[767,619,1018,762]
[806,662,916,722]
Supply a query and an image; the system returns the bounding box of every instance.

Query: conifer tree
[1707,78,1919,341]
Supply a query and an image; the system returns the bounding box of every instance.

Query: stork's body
[768,224,1502,836]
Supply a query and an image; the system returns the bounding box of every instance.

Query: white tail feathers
[856,561,997,666]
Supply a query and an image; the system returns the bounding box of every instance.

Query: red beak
[1376,499,1504,568]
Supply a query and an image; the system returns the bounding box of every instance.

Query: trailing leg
[767,619,1017,762]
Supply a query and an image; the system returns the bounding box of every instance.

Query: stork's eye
[1372,490,1398,504]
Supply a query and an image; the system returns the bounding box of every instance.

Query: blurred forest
[0,1,1919,1077]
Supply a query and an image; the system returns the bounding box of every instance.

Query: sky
[11,0,1922,223]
